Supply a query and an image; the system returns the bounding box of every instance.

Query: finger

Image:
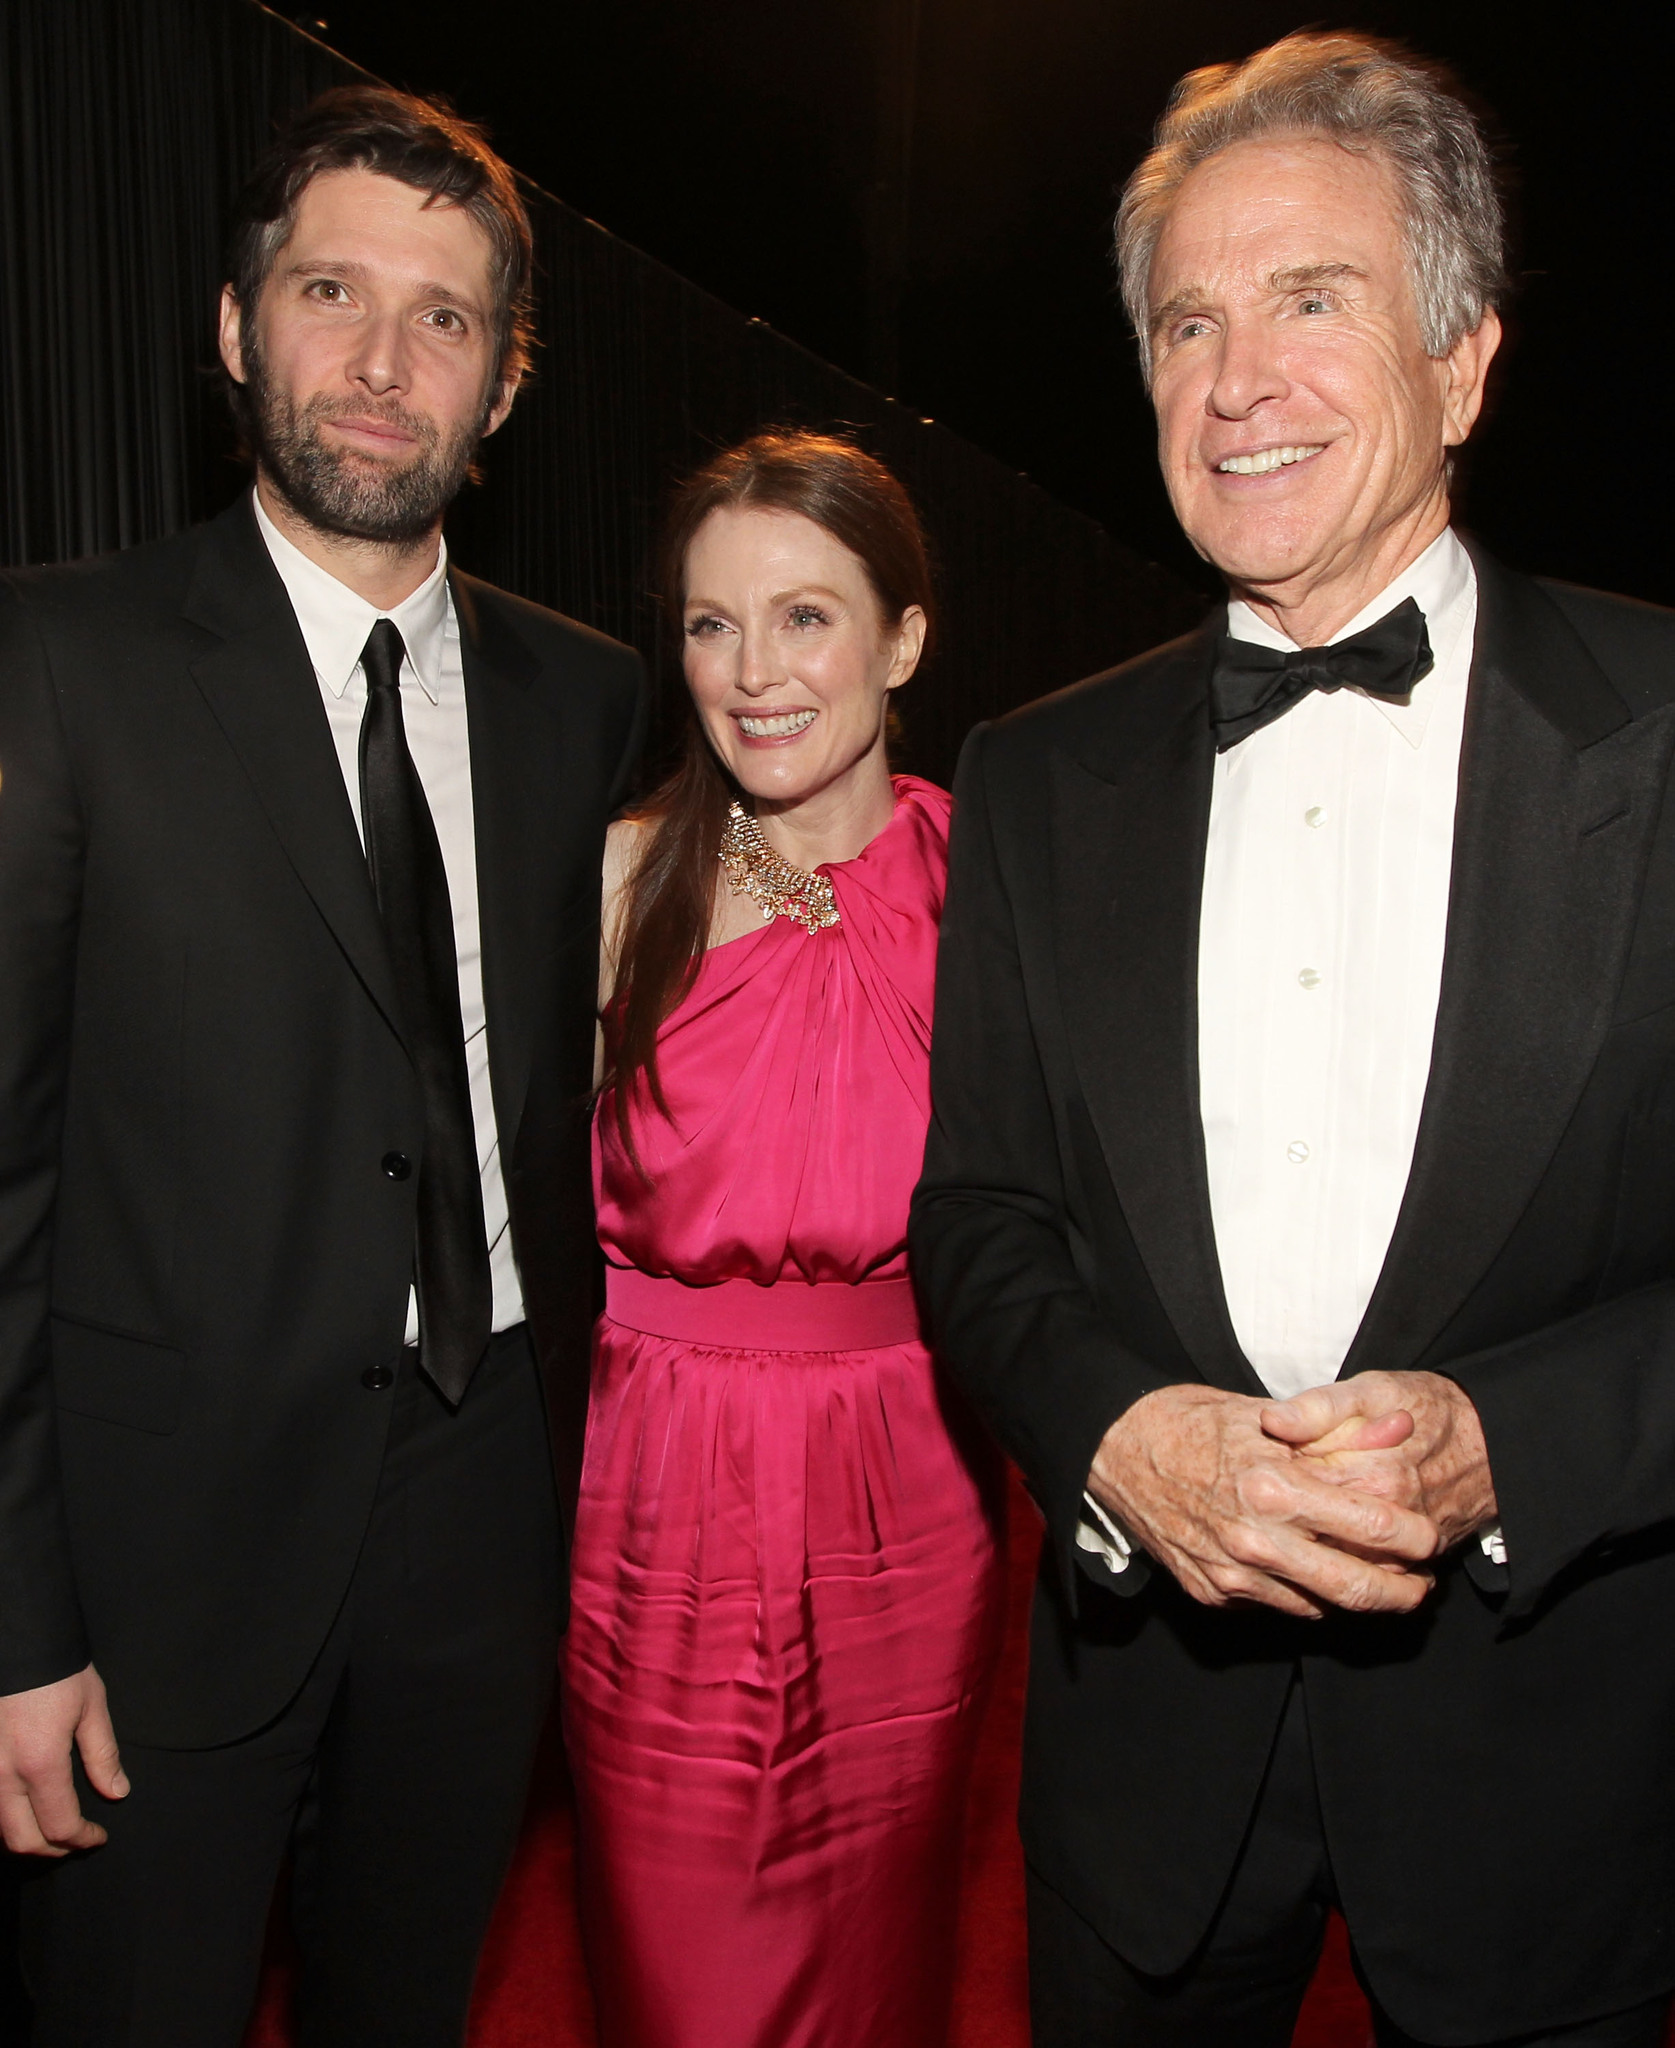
[1242,1524,1435,1614]
[1247,1463,1439,1563]
[1217,1574,1327,1620]
[24,1762,107,1852]
[1260,1384,1364,1445]
[1297,1410,1415,1457]
[1301,1449,1425,1512]
[1170,1548,1327,1620]
[0,1786,57,1857]
[75,1698,129,1802]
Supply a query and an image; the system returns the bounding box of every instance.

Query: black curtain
[0,0,1201,788]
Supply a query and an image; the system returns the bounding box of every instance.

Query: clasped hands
[1087,1371,1499,1618]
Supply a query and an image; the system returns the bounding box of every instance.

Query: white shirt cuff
[1077,1490,1133,1575]
[1478,1522,1507,1568]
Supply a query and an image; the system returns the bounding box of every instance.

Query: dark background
[298,0,1672,609]
[0,0,1202,795]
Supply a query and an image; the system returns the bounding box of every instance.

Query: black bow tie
[1208,596,1435,753]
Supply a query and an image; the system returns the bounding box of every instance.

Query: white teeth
[1217,443,1326,475]
[738,709,818,738]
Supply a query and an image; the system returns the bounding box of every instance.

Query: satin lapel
[1049,634,1262,1394]
[1344,553,1674,1375]
[182,502,402,1040]
[455,574,544,1161]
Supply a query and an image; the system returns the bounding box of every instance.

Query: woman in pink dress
[562,431,1006,2048]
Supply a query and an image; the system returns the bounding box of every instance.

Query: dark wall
[0,0,1203,789]
[309,0,1672,614]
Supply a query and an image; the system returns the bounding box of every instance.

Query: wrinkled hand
[1262,1371,1498,1552]
[1088,1384,1440,1619]
[0,1664,127,1856]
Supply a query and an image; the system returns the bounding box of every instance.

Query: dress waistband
[604,1267,921,1351]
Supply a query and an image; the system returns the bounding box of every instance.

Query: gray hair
[1115,33,1508,384]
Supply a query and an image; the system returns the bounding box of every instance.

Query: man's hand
[1088,1384,1441,1618]
[1262,1371,1498,1551]
[0,1664,127,1856]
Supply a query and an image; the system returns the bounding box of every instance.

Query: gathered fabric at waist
[603,1266,922,1352]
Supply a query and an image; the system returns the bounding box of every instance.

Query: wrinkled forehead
[1149,136,1410,307]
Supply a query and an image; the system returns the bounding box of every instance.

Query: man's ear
[1441,307,1502,449]
[218,285,248,386]
[482,367,522,440]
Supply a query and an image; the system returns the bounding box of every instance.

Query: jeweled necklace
[718,801,840,933]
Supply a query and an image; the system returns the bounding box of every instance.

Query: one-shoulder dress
[562,776,1005,2048]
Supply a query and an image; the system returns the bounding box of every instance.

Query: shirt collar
[1224,527,1476,749]
[252,487,450,704]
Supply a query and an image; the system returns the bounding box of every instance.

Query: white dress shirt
[253,491,524,1342]
[1200,525,1476,1400]
[1079,528,1502,1576]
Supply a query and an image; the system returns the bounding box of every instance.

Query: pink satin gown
[563,777,1006,2048]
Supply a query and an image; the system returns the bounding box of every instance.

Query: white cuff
[1077,1490,1133,1576]
[1478,1522,1507,1568]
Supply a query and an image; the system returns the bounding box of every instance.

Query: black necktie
[358,619,491,1404]
[1208,596,1435,753]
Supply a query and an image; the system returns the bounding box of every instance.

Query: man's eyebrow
[281,259,484,311]
[1266,261,1364,294]
[283,257,373,285]
[1149,286,1211,338]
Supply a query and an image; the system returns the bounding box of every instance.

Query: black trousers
[1029,1679,1673,2048]
[20,1324,562,2048]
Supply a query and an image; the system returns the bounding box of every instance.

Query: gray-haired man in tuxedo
[915,32,1675,2048]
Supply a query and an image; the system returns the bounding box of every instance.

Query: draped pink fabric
[563,778,1006,2048]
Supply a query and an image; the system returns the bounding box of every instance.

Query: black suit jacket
[911,545,1675,2040]
[0,497,644,1748]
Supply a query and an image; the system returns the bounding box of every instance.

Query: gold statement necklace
[718,801,840,934]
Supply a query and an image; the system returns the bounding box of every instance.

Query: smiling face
[681,505,924,815]
[1146,137,1499,634]
[218,166,514,544]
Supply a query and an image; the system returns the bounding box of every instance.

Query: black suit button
[361,1363,395,1391]
[381,1151,412,1181]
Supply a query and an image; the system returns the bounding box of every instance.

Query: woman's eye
[786,605,828,630]
[685,615,727,639]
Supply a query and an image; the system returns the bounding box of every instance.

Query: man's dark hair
[223,85,535,430]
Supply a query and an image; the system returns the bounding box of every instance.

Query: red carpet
[243,1469,1381,2047]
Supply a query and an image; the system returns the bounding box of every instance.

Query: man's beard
[242,337,492,545]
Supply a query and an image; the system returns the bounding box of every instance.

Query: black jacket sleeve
[911,724,1168,1606]
[1441,1282,1675,1618]
[0,577,92,1693]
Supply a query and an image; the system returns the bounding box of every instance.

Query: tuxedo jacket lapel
[183,501,404,1042]
[455,573,557,1169]
[1049,634,1263,1395]
[1344,551,1675,1375]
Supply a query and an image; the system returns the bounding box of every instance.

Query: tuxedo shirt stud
[1198,527,1476,1404]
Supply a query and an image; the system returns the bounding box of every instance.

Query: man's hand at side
[1088,1384,1440,1618]
[0,1664,127,1855]
[1262,1371,1498,1552]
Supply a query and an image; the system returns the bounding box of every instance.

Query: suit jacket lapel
[183,500,404,1040]
[455,573,546,1165]
[1050,634,1264,1395]
[1344,550,1675,1375]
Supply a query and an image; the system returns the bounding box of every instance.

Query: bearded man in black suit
[0,88,643,2046]
[914,32,1675,2048]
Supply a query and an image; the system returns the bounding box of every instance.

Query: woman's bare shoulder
[604,813,655,898]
